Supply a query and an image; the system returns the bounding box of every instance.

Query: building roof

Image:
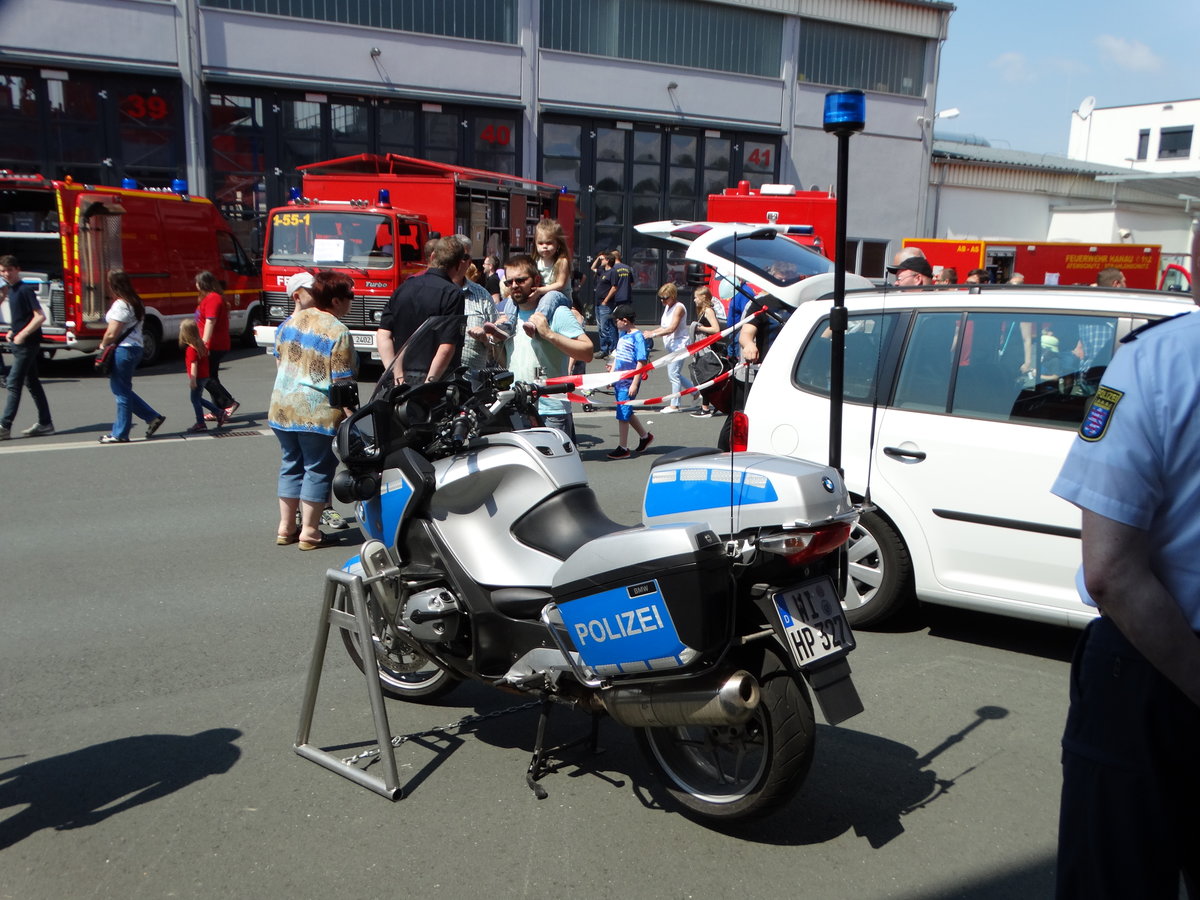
[932,140,1133,176]
[932,140,1200,203]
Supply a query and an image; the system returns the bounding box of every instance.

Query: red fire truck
[257,154,577,358]
[0,171,261,364]
[706,181,836,254]
[900,237,1170,289]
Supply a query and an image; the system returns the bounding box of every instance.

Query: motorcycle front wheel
[336,592,461,703]
[634,646,815,821]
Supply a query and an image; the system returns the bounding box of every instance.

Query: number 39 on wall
[121,94,170,120]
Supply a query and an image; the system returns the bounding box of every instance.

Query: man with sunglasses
[503,254,593,438]
[887,255,934,287]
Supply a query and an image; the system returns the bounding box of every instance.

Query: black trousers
[1056,616,1200,898]
[204,349,236,409]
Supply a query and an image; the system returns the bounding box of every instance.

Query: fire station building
[0,0,954,293]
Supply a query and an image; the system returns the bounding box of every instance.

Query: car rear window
[793,312,898,404]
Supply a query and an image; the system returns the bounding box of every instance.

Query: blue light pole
[822,90,865,473]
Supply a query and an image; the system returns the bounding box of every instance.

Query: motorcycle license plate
[771,577,855,669]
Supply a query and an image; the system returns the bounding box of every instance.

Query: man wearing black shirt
[376,236,467,383]
[0,254,53,439]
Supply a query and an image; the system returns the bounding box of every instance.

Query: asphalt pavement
[0,346,1076,899]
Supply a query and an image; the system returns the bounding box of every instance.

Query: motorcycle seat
[511,485,631,561]
[490,587,555,619]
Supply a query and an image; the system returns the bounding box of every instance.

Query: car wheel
[240,304,266,348]
[842,508,914,628]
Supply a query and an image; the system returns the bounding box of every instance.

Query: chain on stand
[340,700,543,766]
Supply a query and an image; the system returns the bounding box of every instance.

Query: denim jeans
[190,378,223,423]
[108,345,161,439]
[595,302,618,355]
[665,354,694,408]
[274,428,337,503]
[2,342,52,429]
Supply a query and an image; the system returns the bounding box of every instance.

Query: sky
[934,0,1200,156]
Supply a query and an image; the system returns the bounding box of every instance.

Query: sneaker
[99,434,129,444]
[186,422,208,434]
[635,432,655,454]
[321,508,350,530]
[0,425,10,440]
[606,446,631,460]
[691,407,715,418]
[21,422,55,437]
[224,401,240,418]
[662,406,681,414]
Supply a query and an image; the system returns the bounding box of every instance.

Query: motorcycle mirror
[335,403,381,466]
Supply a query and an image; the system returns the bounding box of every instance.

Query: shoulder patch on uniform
[1120,312,1190,343]
[1079,385,1123,441]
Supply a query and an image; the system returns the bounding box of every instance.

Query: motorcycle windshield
[371,314,467,402]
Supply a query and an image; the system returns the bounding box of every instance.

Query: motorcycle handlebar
[536,382,574,395]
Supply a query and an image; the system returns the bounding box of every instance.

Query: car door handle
[883,446,927,461]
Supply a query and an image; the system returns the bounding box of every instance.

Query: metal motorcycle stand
[295,567,405,800]
[295,566,605,801]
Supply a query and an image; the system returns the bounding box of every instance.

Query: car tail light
[729,411,749,451]
[759,522,852,565]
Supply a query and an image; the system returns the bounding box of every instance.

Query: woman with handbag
[96,269,166,444]
[268,270,357,550]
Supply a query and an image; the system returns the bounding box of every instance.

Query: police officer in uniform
[1049,224,1200,899]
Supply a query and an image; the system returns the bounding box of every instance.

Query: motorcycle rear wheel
[336,592,460,703]
[634,646,815,821]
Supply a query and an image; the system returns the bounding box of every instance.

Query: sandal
[298,532,326,551]
[276,530,300,546]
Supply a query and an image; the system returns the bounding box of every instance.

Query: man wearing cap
[888,255,934,287]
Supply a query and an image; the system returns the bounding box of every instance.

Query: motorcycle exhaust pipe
[601,670,761,729]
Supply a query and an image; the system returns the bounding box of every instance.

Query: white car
[636,220,1195,629]
[744,284,1195,628]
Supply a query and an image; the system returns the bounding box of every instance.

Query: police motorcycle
[326,313,863,822]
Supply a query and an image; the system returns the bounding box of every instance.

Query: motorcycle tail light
[760,523,852,565]
[729,411,749,452]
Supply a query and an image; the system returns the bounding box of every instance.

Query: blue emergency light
[288,186,302,203]
[171,178,188,194]
[121,178,138,190]
[377,189,391,207]
[823,90,866,135]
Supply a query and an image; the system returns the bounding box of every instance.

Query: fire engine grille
[264,290,389,331]
[50,286,65,325]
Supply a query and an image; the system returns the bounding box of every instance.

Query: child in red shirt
[179,319,227,433]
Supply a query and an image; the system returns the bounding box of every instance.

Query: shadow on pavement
[0,728,242,849]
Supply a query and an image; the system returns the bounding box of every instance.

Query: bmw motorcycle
[326,316,863,821]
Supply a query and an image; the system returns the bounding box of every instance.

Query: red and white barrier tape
[543,304,766,405]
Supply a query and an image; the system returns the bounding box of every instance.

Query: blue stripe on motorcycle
[643,467,779,518]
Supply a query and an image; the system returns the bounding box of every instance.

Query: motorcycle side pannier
[551,524,731,678]
[641,450,853,535]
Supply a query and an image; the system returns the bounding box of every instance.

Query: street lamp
[822,90,865,473]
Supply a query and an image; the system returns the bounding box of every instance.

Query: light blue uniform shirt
[1051,309,1200,628]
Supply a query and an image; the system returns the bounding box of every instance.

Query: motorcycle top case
[551,523,731,677]
[641,451,852,535]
